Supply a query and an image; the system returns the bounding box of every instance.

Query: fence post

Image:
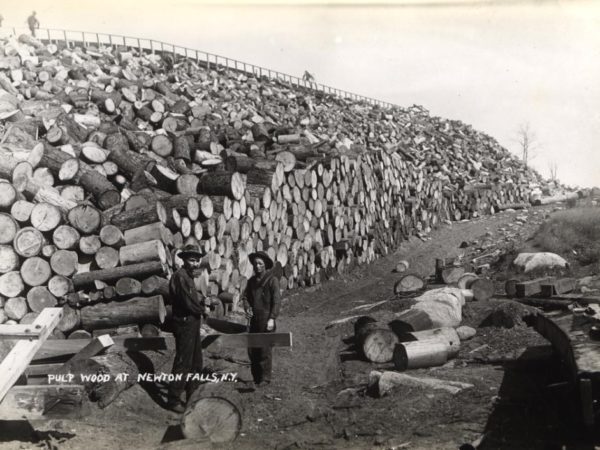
[150,40,154,55]
[96,33,100,48]
[63,30,69,48]
[206,54,210,71]
[138,38,142,55]
[196,50,199,64]
[108,34,113,48]
[82,32,86,47]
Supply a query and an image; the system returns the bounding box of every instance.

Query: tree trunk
[79,295,166,330]
[354,316,399,363]
[72,261,165,288]
[181,381,243,443]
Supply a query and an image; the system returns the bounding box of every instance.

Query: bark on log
[197,172,245,200]
[79,295,166,330]
[40,146,120,209]
[72,261,165,288]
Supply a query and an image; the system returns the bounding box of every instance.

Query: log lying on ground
[400,327,461,358]
[393,339,449,371]
[354,316,399,363]
[181,381,243,443]
[79,295,166,330]
[393,273,426,295]
[66,353,138,408]
[368,370,474,397]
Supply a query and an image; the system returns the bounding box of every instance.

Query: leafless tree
[549,161,558,182]
[515,122,540,168]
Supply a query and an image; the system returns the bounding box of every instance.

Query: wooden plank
[0,308,62,402]
[540,278,577,297]
[0,385,87,420]
[516,277,555,298]
[34,332,292,361]
[201,332,293,349]
[65,334,114,364]
[25,363,63,377]
[35,336,176,362]
[0,324,43,340]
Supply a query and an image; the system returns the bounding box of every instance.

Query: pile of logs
[0,32,546,337]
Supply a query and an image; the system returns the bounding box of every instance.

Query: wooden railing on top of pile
[0,26,397,109]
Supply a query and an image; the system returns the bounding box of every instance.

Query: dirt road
[2,206,591,450]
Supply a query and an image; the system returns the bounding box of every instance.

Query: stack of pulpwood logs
[0,33,546,339]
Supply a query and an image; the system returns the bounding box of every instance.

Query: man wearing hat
[166,244,208,412]
[244,251,281,386]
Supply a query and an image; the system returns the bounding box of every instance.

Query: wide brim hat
[179,244,204,259]
[249,251,273,270]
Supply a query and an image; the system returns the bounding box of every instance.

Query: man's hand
[266,319,275,331]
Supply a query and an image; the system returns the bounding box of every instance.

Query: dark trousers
[248,313,274,383]
[168,316,203,403]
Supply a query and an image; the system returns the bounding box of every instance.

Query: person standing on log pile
[166,244,209,413]
[27,11,39,37]
[243,251,281,387]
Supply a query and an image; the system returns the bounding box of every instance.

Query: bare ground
[1,205,597,450]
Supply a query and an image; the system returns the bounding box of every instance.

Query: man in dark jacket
[244,251,281,386]
[167,244,207,413]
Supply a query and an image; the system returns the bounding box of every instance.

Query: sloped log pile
[0,33,546,336]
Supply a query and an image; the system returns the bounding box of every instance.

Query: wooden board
[33,332,292,361]
[0,308,62,401]
[201,332,293,349]
[0,324,44,340]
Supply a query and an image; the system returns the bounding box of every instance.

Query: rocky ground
[1,204,599,450]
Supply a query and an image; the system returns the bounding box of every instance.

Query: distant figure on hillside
[0,14,4,27]
[303,70,316,88]
[27,11,39,37]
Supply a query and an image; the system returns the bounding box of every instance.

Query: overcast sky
[2,0,599,187]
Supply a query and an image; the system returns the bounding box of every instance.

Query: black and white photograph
[0,0,598,448]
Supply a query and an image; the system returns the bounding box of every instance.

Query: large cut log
[354,316,399,363]
[197,172,245,200]
[369,370,474,397]
[393,273,426,295]
[401,327,460,358]
[105,133,156,177]
[181,381,243,443]
[109,202,165,231]
[68,204,102,235]
[123,222,173,246]
[79,295,166,330]
[72,261,166,288]
[40,146,120,209]
[0,245,19,273]
[119,239,167,266]
[30,203,62,232]
[392,339,449,371]
[14,176,77,213]
[0,213,19,244]
[65,353,138,408]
